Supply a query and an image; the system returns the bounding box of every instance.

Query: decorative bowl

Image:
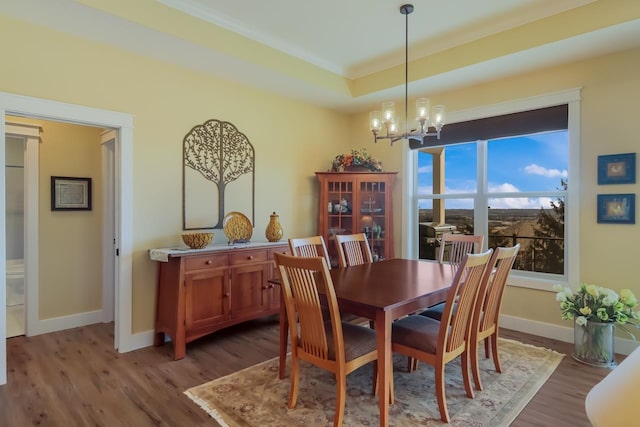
[182,232,213,249]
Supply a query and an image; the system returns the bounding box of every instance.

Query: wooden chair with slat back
[288,236,332,268]
[334,233,373,268]
[437,233,484,265]
[388,249,493,423]
[415,233,485,325]
[469,244,520,391]
[274,253,378,427]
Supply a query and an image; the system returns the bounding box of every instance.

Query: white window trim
[403,88,581,292]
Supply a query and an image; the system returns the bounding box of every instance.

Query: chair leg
[373,361,394,404]
[372,361,378,396]
[434,364,451,423]
[288,356,300,408]
[491,333,502,373]
[484,337,490,358]
[334,374,347,427]
[461,350,474,399]
[471,340,484,391]
[407,356,419,372]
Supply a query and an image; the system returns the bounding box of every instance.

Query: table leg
[278,290,288,379]
[376,310,391,427]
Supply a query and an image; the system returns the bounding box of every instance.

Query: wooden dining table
[273,258,457,427]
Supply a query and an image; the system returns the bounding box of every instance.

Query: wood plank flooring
[1,318,616,426]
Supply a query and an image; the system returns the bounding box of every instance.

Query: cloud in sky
[488,182,519,193]
[524,163,568,178]
[488,196,553,209]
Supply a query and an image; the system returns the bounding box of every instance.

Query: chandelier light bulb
[431,105,446,131]
[369,111,382,132]
[416,98,430,121]
[382,102,395,123]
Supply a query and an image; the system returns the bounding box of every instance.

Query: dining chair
[437,232,484,265]
[417,232,485,322]
[334,233,373,268]
[389,249,493,423]
[288,235,332,268]
[469,244,520,391]
[274,252,378,427]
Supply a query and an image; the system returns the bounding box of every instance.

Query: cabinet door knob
[247,255,253,260]
[205,260,212,265]
[224,292,230,297]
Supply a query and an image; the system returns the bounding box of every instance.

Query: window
[418,132,567,274]
[407,90,580,290]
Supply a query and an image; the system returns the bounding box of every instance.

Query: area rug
[185,338,563,426]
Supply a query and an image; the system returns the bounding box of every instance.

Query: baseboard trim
[29,309,104,336]
[500,314,639,356]
[119,315,640,357]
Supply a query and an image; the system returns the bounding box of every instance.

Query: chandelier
[369,4,446,146]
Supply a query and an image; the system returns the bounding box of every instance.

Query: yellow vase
[265,212,284,242]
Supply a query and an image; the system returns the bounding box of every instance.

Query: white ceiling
[3,0,640,113]
[157,0,597,78]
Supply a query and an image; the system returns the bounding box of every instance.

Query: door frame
[0,91,134,385]
[4,122,40,339]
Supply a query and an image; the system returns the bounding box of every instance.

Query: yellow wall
[3,10,640,337]
[8,116,104,319]
[350,46,640,330]
[1,15,351,332]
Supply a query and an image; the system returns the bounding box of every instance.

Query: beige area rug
[185,338,563,427]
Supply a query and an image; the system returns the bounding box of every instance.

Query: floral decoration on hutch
[331,148,383,172]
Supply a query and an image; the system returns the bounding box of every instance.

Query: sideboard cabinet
[150,242,289,360]
[316,172,397,268]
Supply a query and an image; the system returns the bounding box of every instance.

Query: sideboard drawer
[184,254,228,272]
[230,249,268,266]
[269,247,290,259]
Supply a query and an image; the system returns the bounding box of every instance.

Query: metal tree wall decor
[183,119,255,230]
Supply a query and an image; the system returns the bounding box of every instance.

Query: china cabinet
[316,172,397,268]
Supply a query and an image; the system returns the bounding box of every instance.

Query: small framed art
[597,153,636,185]
[51,176,92,211]
[597,193,635,224]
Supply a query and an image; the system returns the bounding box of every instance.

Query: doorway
[0,92,135,386]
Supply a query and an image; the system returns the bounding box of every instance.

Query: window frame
[402,89,581,291]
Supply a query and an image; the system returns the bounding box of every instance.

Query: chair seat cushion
[326,321,377,361]
[419,302,446,320]
[392,315,441,354]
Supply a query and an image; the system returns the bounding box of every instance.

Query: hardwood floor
[1,318,615,426]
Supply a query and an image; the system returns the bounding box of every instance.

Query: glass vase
[573,319,616,368]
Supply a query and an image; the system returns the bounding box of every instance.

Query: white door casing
[0,91,134,385]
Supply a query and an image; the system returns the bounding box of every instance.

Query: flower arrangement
[332,148,383,172]
[554,283,640,330]
[555,283,640,365]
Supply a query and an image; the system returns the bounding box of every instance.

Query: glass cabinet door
[326,180,353,266]
[358,179,387,261]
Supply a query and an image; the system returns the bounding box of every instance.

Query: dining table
[273,257,457,427]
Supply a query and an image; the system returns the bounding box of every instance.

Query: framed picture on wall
[597,153,636,185]
[597,193,635,224]
[51,176,92,211]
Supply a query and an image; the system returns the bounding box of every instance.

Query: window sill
[507,273,565,292]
